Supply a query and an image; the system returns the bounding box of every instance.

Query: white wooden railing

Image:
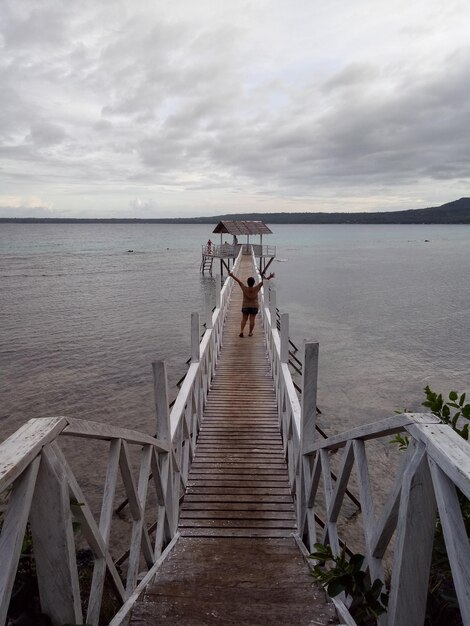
[202,243,276,258]
[0,248,242,626]
[0,418,173,626]
[254,247,470,626]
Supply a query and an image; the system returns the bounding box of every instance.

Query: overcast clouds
[1,0,470,217]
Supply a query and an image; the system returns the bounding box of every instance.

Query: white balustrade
[252,246,470,626]
[0,247,243,626]
[3,245,468,626]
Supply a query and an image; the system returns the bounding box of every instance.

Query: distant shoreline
[1,197,469,225]
[2,217,470,224]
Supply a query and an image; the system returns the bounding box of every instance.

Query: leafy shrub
[309,543,388,625]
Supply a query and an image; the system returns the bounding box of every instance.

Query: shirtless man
[229,271,275,337]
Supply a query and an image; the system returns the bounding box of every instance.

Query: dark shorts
[242,307,259,315]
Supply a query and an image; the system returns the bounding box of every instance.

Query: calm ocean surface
[1,222,469,442]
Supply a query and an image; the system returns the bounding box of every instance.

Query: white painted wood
[153,360,171,444]
[0,281,238,620]
[86,438,121,625]
[170,362,199,439]
[4,244,470,626]
[428,458,470,625]
[191,312,200,362]
[306,451,322,508]
[388,443,437,626]
[0,416,67,492]
[301,342,319,453]
[281,363,302,433]
[320,449,340,556]
[280,313,289,363]
[304,414,416,456]
[151,449,172,558]
[119,440,143,521]
[408,422,470,500]
[108,533,181,626]
[215,274,221,308]
[50,442,126,600]
[370,443,416,559]
[199,327,213,358]
[29,445,83,626]
[126,445,153,595]
[353,440,384,584]
[327,441,355,523]
[302,451,322,541]
[205,290,213,329]
[0,458,40,626]
[269,287,277,329]
[64,417,168,451]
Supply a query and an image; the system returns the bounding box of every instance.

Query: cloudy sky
[1,0,470,218]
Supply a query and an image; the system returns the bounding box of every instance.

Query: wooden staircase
[200,255,214,274]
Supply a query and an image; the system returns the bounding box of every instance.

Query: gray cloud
[1,0,469,217]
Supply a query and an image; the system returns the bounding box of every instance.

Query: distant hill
[204,197,470,224]
[1,197,470,224]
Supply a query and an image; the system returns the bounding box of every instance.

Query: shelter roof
[212,220,273,235]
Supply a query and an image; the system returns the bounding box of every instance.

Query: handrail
[253,240,470,625]
[202,243,276,258]
[0,248,243,626]
[301,413,470,625]
[250,246,304,515]
[0,418,173,626]
[191,253,470,624]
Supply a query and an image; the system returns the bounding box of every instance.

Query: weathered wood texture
[179,254,296,538]
[129,537,338,625]
[130,253,339,624]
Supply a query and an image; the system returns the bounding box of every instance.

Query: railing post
[153,361,171,443]
[29,446,83,625]
[205,291,213,330]
[301,342,319,448]
[191,312,200,362]
[215,274,221,309]
[280,313,289,363]
[298,341,319,539]
[388,444,437,626]
[152,360,177,536]
[269,287,277,329]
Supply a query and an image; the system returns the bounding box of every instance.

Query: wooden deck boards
[129,255,339,625]
[178,255,294,538]
[129,537,338,625]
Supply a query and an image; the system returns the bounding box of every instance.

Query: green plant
[422,386,470,440]
[309,543,388,624]
[389,432,410,450]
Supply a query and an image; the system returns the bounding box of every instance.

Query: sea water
[1,222,470,443]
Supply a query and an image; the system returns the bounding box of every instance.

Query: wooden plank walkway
[129,255,339,625]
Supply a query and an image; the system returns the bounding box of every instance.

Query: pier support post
[191,312,200,362]
[280,313,289,363]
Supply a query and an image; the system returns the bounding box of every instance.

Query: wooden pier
[128,253,338,624]
[2,246,470,626]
